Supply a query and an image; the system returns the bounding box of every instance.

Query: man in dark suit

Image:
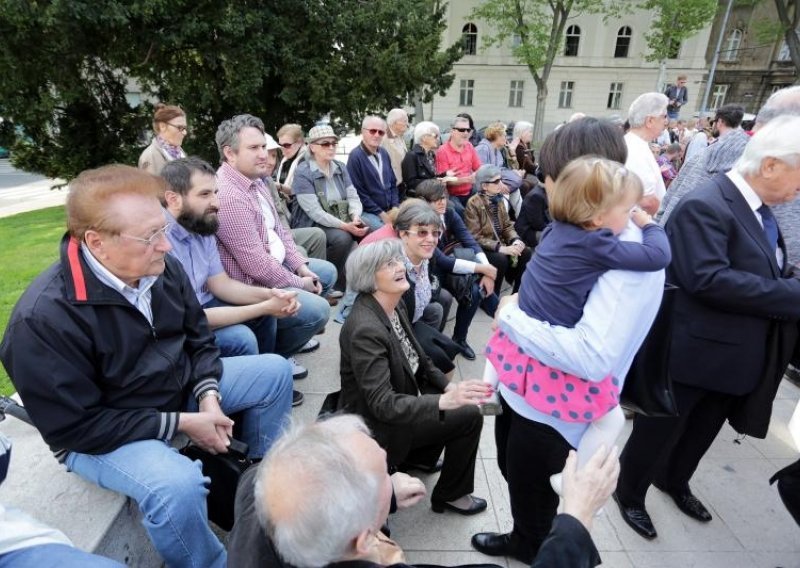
[614,115,800,539]
[237,414,615,568]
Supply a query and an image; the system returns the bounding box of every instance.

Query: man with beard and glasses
[161,157,306,407]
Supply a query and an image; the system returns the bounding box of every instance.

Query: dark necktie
[758,204,779,259]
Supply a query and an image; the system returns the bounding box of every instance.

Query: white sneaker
[550,473,563,496]
[297,339,320,354]
[289,357,308,380]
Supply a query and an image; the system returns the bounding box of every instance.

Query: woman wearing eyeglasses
[138,103,187,175]
[274,123,308,196]
[338,238,489,516]
[465,165,532,294]
[292,124,368,293]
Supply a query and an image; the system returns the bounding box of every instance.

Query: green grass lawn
[0,206,65,395]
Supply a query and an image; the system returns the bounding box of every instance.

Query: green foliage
[639,0,719,62]
[0,206,65,396]
[0,0,460,177]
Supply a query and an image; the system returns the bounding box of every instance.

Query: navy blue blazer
[665,173,800,395]
[433,206,483,272]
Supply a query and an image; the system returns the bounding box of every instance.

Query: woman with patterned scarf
[465,165,532,294]
[138,103,188,175]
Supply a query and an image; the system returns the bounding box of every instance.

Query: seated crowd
[2,85,800,568]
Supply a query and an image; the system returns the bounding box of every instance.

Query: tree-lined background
[0,0,462,180]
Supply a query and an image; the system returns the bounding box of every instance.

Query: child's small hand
[631,206,653,228]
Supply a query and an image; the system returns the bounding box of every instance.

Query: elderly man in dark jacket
[0,165,293,568]
[228,414,615,568]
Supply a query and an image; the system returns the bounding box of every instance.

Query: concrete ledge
[0,413,160,566]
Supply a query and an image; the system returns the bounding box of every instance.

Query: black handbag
[180,438,252,531]
[443,247,481,306]
[621,284,679,417]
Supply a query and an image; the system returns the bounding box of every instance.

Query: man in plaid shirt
[214,114,336,361]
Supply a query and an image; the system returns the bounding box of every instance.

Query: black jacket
[0,234,221,456]
[515,185,550,249]
[401,144,441,195]
[337,294,449,464]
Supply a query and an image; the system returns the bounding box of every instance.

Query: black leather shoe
[612,492,657,539]
[471,532,533,564]
[292,390,305,407]
[455,339,476,360]
[669,490,712,522]
[399,457,444,474]
[431,495,487,515]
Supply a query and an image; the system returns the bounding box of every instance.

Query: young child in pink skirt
[481,156,671,494]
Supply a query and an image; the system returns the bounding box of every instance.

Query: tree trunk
[775,0,800,80]
[532,75,548,143]
[655,60,667,92]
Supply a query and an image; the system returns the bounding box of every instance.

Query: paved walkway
[292,307,800,568]
[0,161,68,218]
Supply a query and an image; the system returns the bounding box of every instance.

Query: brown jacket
[138,139,177,175]
[337,293,449,464]
[464,192,521,251]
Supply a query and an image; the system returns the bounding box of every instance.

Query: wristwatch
[198,389,222,404]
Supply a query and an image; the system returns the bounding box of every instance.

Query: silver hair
[256,415,381,568]
[346,239,405,294]
[451,116,470,129]
[386,108,408,126]
[361,115,386,129]
[413,121,440,145]
[512,121,533,139]
[755,86,800,126]
[393,201,442,232]
[627,93,669,128]
[215,114,265,163]
[735,115,800,176]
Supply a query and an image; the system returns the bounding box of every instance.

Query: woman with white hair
[382,108,410,196]
[512,121,538,182]
[338,238,490,516]
[401,121,455,197]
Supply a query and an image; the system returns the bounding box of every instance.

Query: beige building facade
[424,1,714,135]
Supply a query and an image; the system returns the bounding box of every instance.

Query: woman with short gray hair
[401,122,454,197]
[338,239,490,516]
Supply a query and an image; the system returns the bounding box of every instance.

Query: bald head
[756,86,800,127]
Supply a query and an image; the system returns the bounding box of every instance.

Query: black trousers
[405,404,483,503]
[484,248,532,293]
[495,395,571,558]
[617,381,737,508]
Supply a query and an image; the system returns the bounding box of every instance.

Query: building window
[558,81,574,108]
[709,84,729,110]
[667,39,681,59]
[459,79,475,106]
[772,83,792,94]
[564,25,581,56]
[462,23,478,56]
[607,82,623,110]
[615,26,632,58]
[509,80,524,107]
[721,28,743,62]
[512,34,522,48]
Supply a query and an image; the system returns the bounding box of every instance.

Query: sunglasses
[279,142,297,149]
[405,229,442,239]
[453,127,472,133]
[314,141,337,148]
[363,128,386,136]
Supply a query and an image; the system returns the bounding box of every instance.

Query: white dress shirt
[496,222,665,447]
